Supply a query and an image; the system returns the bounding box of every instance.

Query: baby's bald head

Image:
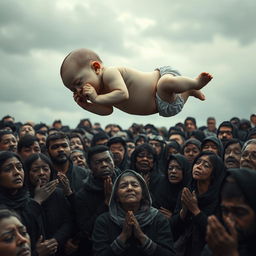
[60,48,102,86]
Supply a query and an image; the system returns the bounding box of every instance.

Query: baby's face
[61,59,101,94]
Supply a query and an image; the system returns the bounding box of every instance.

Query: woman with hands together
[92,169,175,256]
[171,151,226,256]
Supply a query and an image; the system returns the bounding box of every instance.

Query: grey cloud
[0,0,126,55]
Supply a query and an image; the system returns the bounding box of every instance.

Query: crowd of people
[0,114,256,256]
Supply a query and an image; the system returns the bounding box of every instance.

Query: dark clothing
[171,152,225,256]
[201,136,224,157]
[63,161,89,192]
[39,188,74,255]
[0,187,43,255]
[74,169,121,254]
[92,211,175,256]
[158,154,191,212]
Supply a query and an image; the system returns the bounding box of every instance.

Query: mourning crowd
[0,114,256,256]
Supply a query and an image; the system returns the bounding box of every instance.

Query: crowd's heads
[18,123,35,138]
[107,137,127,167]
[0,151,24,191]
[221,168,256,241]
[86,145,114,179]
[182,138,201,164]
[184,117,197,133]
[0,208,31,256]
[24,153,55,188]
[224,139,242,169]
[17,135,41,161]
[217,121,235,146]
[240,139,256,170]
[130,143,157,174]
[0,130,17,153]
[46,132,71,165]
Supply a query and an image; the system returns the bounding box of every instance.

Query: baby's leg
[157,72,212,103]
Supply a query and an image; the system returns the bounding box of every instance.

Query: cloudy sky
[0,0,255,130]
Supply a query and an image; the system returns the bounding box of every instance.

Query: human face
[183,144,200,163]
[185,120,196,132]
[70,137,84,151]
[192,155,213,182]
[149,140,162,155]
[135,151,154,173]
[19,125,35,138]
[168,160,183,184]
[19,142,41,161]
[70,151,87,169]
[126,142,135,158]
[0,216,31,256]
[0,134,17,153]
[224,143,242,169]
[29,158,51,187]
[207,119,216,132]
[116,175,142,210]
[169,134,184,146]
[0,157,24,190]
[95,138,108,146]
[218,126,233,140]
[202,141,218,155]
[48,139,70,164]
[109,143,125,166]
[240,143,256,170]
[221,198,256,240]
[62,58,101,94]
[90,151,114,179]
[35,134,46,147]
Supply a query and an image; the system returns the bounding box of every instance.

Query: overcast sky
[0,0,255,130]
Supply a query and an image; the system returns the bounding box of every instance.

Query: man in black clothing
[46,132,89,192]
[75,145,121,255]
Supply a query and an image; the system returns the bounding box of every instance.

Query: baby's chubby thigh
[156,74,177,103]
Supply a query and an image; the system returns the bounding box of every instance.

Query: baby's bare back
[114,67,160,115]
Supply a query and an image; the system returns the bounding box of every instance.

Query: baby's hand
[82,83,98,102]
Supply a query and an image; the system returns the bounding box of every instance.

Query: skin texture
[168,159,183,184]
[109,143,125,166]
[218,126,233,140]
[202,141,219,155]
[0,134,17,152]
[70,137,84,151]
[61,49,212,116]
[240,143,256,170]
[224,143,242,169]
[0,157,24,191]
[207,197,256,256]
[70,151,87,168]
[184,144,200,163]
[19,142,41,161]
[19,125,35,138]
[0,216,31,256]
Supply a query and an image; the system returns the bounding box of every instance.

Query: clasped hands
[118,211,146,245]
[180,187,200,218]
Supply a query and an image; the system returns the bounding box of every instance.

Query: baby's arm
[74,93,113,116]
[84,67,129,105]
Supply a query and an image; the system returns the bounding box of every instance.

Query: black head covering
[201,136,224,157]
[190,151,226,215]
[109,169,158,227]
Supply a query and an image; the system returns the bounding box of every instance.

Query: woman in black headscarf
[92,169,175,256]
[157,154,191,219]
[0,151,43,255]
[24,153,74,256]
[171,151,226,256]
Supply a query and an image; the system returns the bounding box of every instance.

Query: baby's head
[60,48,103,92]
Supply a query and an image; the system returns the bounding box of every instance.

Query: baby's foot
[189,89,206,101]
[194,72,213,90]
